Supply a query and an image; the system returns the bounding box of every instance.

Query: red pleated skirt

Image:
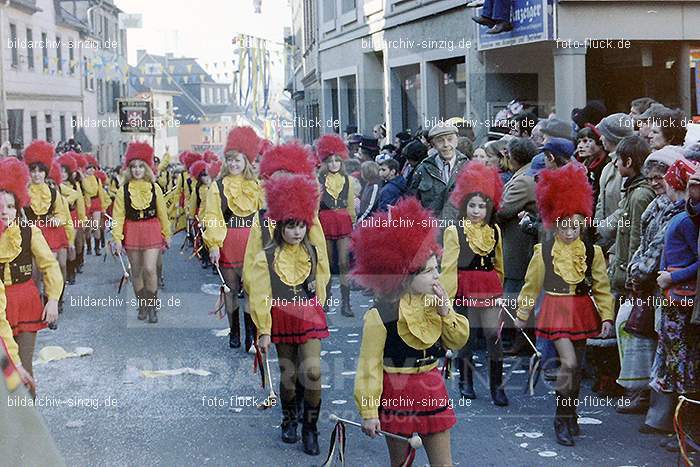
[5,280,46,335]
[270,298,329,344]
[123,218,164,250]
[379,368,456,436]
[456,270,503,308]
[318,209,352,239]
[38,223,69,252]
[220,227,251,268]
[87,196,102,216]
[536,294,601,341]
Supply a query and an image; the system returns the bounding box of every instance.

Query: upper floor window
[9,24,19,67]
[26,28,34,69]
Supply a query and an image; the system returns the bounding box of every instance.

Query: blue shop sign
[476,0,554,51]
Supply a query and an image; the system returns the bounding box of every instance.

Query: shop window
[395,64,422,133]
[434,58,466,121]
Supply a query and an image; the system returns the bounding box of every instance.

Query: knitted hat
[258,142,316,179]
[225,126,260,162]
[450,161,504,211]
[316,134,349,161]
[351,197,442,297]
[124,142,154,169]
[536,163,593,229]
[637,103,672,121]
[543,138,575,161]
[264,173,320,226]
[0,157,31,208]
[189,160,208,180]
[645,145,686,169]
[23,140,54,170]
[596,113,634,145]
[664,158,699,192]
[57,152,78,173]
[540,118,574,140]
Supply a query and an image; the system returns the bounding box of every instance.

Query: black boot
[459,356,476,399]
[76,248,84,273]
[295,379,305,424]
[489,360,509,407]
[136,289,147,320]
[281,398,299,444]
[554,392,575,446]
[66,259,76,285]
[243,312,256,353]
[324,281,332,312]
[340,285,353,317]
[147,291,159,324]
[229,308,241,348]
[86,237,92,255]
[302,401,321,456]
[568,378,581,436]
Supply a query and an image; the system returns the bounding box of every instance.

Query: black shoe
[458,357,476,399]
[146,291,158,324]
[489,360,509,407]
[340,285,354,317]
[136,289,147,321]
[243,313,256,354]
[472,15,496,27]
[554,393,574,446]
[229,308,241,348]
[487,21,513,34]
[302,401,321,456]
[281,399,299,444]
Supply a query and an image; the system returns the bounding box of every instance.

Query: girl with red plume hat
[314,133,358,317]
[81,154,108,255]
[249,173,330,457]
[203,126,263,349]
[241,142,329,354]
[55,153,87,284]
[182,152,203,245]
[24,141,75,315]
[352,197,469,467]
[514,163,614,447]
[440,161,509,406]
[188,160,212,268]
[112,142,171,324]
[0,157,63,397]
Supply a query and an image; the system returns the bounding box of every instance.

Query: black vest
[376,300,446,368]
[217,179,255,228]
[319,173,349,210]
[124,182,157,221]
[264,244,318,301]
[193,181,204,212]
[0,225,33,284]
[258,210,272,248]
[542,238,594,295]
[24,185,57,222]
[457,224,499,272]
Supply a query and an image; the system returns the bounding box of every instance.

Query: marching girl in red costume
[514,163,614,446]
[315,134,357,317]
[203,127,263,348]
[188,160,211,269]
[440,161,508,406]
[353,197,469,467]
[81,155,108,256]
[112,142,171,324]
[73,154,89,270]
[0,158,62,397]
[23,141,74,314]
[57,153,87,284]
[95,169,109,253]
[250,173,330,456]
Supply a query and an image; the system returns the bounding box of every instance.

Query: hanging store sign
[118,100,154,134]
[477,0,554,51]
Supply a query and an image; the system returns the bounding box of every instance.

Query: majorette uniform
[57,153,87,233]
[81,156,109,216]
[248,173,330,456]
[188,161,209,221]
[315,134,356,239]
[202,127,263,269]
[352,198,469,437]
[111,147,171,252]
[0,158,62,336]
[23,141,74,252]
[440,161,508,405]
[0,222,22,370]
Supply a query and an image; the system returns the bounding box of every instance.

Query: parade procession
[3,0,700,466]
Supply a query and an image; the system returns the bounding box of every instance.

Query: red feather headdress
[450,161,504,211]
[58,152,78,174]
[264,174,320,226]
[23,140,54,169]
[0,158,30,208]
[48,160,63,184]
[73,153,88,172]
[203,150,219,163]
[351,197,442,297]
[258,142,316,179]
[316,134,349,162]
[124,142,154,169]
[536,163,593,229]
[207,160,222,178]
[225,126,260,163]
[182,151,203,170]
[85,154,100,169]
[189,160,209,180]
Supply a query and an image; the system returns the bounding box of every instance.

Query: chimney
[137,49,146,62]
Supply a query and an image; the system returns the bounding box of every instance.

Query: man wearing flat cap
[407,122,468,221]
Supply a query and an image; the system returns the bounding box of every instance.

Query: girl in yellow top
[57,153,87,284]
[514,163,614,447]
[112,142,171,324]
[315,134,357,317]
[441,161,508,406]
[204,127,263,349]
[0,158,62,397]
[81,155,108,255]
[250,174,330,457]
[187,160,211,269]
[353,197,469,467]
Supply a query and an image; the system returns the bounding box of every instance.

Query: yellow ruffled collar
[324,172,345,200]
[0,223,22,263]
[223,175,260,216]
[553,238,587,284]
[127,180,154,210]
[274,244,311,286]
[463,221,495,256]
[29,183,52,214]
[83,175,99,196]
[397,292,442,349]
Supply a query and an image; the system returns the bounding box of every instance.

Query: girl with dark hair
[81,154,108,256]
[576,126,609,200]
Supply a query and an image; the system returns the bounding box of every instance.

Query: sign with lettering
[477,0,554,51]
